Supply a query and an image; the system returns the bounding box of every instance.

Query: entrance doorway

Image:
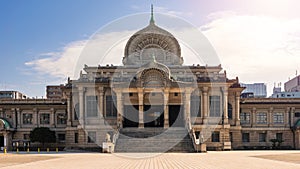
[144,105,164,127]
[169,105,184,127]
[0,136,4,148]
[123,105,139,127]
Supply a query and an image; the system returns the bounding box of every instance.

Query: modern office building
[285,75,300,92]
[0,91,27,99]
[241,83,267,98]
[46,85,63,100]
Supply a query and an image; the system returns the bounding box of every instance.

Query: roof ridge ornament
[150,4,155,25]
[152,52,157,62]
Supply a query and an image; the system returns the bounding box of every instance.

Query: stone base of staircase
[115,127,195,153]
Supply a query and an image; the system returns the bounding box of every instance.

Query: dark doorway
[123,105,139,127]
[144,105,164,127]
[169,105,184,127]
[0,136,4,147]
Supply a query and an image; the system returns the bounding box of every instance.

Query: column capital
[98,86,104,93]
[221,87,228,93]
[202,86,209,93]
[235,92,241,97]
[137,87,143,91]
[164,87,170,93]
[78,86,85,92]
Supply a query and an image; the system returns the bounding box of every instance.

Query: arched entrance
[169,105,184,127]
[0,135,4,148]
[0,118,12,149]
[143,92,164,128]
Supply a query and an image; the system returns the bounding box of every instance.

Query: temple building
[1,9,300,152]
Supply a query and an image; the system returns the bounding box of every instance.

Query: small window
[295,112,300,117]
[58,134,66,142]
[57,113,66,125]
[230,132,233,142]
[256,112,267,124]
[259,133,267,142]
[40,113,50,124]
[273,112,284,124]
[242,133,250,142]
[75,133,78,143]
[211,132,220,142]
[276,133,283,141]
[174,93,178,96]
[129,93,133,97]
[240,112,250,124]
[23,113,33,124]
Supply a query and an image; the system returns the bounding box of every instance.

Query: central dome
[122,7,183,66]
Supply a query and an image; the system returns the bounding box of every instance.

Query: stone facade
[1,12,300,151]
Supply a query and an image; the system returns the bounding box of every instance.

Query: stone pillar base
[200,143,207,153]
[102,142,114,153]
[138,123,144,128]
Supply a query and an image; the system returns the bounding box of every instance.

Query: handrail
[112,128,120,144]
[186,117,197,151]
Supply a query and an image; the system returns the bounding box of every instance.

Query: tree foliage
[30,127,56,145]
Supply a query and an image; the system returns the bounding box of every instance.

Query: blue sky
[1,0,300,97]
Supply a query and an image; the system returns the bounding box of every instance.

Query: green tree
[30,127,56,147]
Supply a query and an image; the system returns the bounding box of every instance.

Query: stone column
[235,93,240,126]
[116,92,123,128]
[11,108,16,129]
[0,108,3,117]
[50,108,55,127]
[33,108,38,127]
[16,108,21,128]
[66,93,72,126]
[184,89,192,128]
[98,87,104,118]
[3,133,7,147]
[164,88,169,128]
[252,107,256,127]
[138,88,144,128]
[78,87,85,127]
[222,88,228,124]
[291,107,295,127]
[202,87,209,124]
[268,107,273,127]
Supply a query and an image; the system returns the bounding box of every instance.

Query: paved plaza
[0,151,300,169]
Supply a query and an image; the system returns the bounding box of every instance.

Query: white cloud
[26,11,300,96]
[25,40,86,80]
[202,12,300,95]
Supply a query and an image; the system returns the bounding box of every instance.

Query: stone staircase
[114,127,195,152]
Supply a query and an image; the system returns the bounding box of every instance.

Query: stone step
[115,127,195,152]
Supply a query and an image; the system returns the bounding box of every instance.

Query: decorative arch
[141,68,167,88]
[294,119,300,129]
[0,118,12,130]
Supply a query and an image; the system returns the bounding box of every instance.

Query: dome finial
[150,4,155,24]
